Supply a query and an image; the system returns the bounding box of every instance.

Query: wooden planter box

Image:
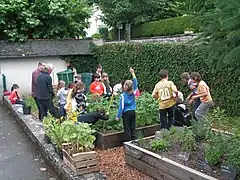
[124,139,218,180]
[62,143,99,176]
[95,124,160,149]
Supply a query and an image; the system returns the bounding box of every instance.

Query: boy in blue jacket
[116,68,138,141]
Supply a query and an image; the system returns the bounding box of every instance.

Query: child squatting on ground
[116,68,138,142]
[57,80,68,117]
[77,108,109,125]
[189,72,213,120]
[152,69,179,130]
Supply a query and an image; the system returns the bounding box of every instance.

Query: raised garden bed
[124,139,218,180]
[124,124,240,180]
[95,124,160,149]
[62,143,100,176]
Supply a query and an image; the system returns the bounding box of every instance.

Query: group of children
[8,63,213,143]
[152,70,213,130]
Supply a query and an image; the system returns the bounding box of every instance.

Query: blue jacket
[116,77,138,118]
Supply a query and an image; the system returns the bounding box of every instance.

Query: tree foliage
[96,0,179,27]
[0,0,92,41]
[190,0,240,72]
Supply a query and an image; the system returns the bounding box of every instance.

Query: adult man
[36,63,55,120]
[32,61,45,119]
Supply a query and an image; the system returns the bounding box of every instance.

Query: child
[113,80,126,95]
[57,80,68,117]
[65,82,87,113]
[90,73,104,96]
[102,72,113,98]
[9,84,26,106]
[116,68,138,141]
[181,72,201,118]
[78,108,109,125]
[152,70,178,130]
[190,72,213,121]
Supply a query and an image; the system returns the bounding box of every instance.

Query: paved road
[0,105,58,180]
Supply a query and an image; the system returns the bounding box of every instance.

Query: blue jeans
[59,103,66,117]
[159,105,175,129]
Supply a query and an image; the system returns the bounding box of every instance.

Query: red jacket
[9,91,19,104]
[90,82,104,95]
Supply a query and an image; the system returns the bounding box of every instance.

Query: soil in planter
[135,140,221,179]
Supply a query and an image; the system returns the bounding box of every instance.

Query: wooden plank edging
[124,141,218,180]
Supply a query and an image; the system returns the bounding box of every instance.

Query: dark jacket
[36,72,54,100]
[78,112,109,125]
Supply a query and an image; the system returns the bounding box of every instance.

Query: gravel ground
[97,147,153,180]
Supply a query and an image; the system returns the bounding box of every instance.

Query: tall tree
[96,0,178,41]
[190,0,240,72]
[0,0,92,41]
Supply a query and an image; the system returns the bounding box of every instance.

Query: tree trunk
[125,23,131,43]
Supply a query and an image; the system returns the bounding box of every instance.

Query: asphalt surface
[0,105,58,180]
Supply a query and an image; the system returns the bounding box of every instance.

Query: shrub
[91,33,102,39]
[131,16,200,38]
[98,26,108,40]
[64,43,240,116]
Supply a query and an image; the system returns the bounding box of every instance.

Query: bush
[91,33,102,39]
[64,43,240,116]
[131,16,200,38]
[98,26,108,40]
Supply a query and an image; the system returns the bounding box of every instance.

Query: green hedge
[64,43,239,116]
[61,55,98,73]
[132,16,200,38]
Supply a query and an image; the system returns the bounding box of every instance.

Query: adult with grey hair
[31,61,46,120]
[36,63,55,120]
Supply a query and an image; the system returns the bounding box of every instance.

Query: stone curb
[3,96,107,180]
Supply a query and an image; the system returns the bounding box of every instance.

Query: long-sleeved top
[116,74,138,118]
[89,81,104,95]
[188,79,198,96]
[9,91,19,104]
[36,72,54,100]
[78,112,109,125]
[57,87,68,105]
[31,68,41,97]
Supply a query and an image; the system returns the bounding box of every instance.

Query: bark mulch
[97,147,153,180]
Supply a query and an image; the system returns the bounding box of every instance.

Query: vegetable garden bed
[124,139,218,180]
[95,124,160,149]
[124,122,240,180]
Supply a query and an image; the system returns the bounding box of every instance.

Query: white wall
[0,56,66,96]
[85,5,106,37]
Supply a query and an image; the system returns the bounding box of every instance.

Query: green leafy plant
[180,127,196,152]
[225,135,240,169]
[151,139,170,152]
[43,114,63,149]
[43,114,96,153]
[191,119,212,141]
[87,93,159,133]
[204,133,226,166]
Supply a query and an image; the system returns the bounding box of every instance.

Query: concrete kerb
[3,96,106,180]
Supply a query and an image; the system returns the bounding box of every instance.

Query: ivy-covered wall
[62,43,239,116]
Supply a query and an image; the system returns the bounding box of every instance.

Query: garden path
[0,105,58,180]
